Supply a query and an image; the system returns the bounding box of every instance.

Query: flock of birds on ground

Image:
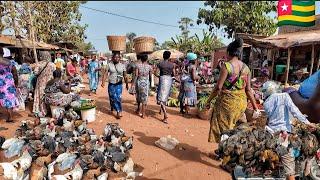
[215,120,320,178]
[0,108,139,180]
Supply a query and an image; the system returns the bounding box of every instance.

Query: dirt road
[0,81,230,180]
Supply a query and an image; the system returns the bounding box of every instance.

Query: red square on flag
[278,0,292,16]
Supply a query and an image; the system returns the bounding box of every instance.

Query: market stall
[248,29,320,84]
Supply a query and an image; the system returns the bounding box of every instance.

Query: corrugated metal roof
[252,29,320,48]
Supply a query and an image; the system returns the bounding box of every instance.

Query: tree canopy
[163,30,224,54]
[197,1,277,38]
[0,1,91,52]
[178,17,194,40]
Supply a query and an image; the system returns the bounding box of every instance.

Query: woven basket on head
[107,36,126,51]
[133,36,155,53]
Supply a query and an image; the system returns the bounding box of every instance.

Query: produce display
[167,98,180,107]
[73,99,96,111]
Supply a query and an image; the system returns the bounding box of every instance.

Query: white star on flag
[281,3,288,11]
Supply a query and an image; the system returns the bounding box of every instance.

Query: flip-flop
[162,118,168,124]
[6,120,14,123]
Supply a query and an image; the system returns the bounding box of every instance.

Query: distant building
[278,14,320,34]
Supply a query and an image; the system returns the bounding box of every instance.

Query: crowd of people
[0,37,320,179]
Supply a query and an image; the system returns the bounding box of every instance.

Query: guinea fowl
[0,119,136,179]
[11,148,33,172]
[2,137,25,158]
[0,162,18,179]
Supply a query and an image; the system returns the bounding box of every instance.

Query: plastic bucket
[81,107,96,122]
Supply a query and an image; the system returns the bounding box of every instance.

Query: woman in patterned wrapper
[131,53,153,118]
[0,47,19,122]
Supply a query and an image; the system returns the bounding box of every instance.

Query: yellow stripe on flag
[292,5,315,12]
[278,15,315,22]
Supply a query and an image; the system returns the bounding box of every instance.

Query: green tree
[126,32,136,53]
[178,17,194,40]
[161,40,175,50]
[191,30,224,55]
[75,41,94,54]
[0,1,88,46]
[197,1,277,38]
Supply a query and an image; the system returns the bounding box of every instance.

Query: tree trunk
[27,1,38,63]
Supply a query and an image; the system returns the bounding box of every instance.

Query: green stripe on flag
[278,20,315,27]
[292,0,315,6]
[292,10,315,16]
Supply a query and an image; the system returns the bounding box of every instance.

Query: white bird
[48,160,56,180]
[126,171,143,179]
[12,149,32,171]
[97,172,108,180]
[56,153,71,163]
[63,119,74,131]
[51,175,68,180]
[0,162,18,179]
[64,163,83,180]
[111,135,121,147]
[2,138,18,149]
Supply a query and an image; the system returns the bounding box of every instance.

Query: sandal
[6,119,14,123]
[162,117,168,124]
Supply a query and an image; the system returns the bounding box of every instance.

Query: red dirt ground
[0,78,231,180]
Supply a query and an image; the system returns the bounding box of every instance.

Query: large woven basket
[197,108,212,120]
[133,36,155,53]
[107,35,126,51]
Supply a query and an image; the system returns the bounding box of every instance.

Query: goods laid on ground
[167,97,180,107]
[133,36,155,54]
[0,110,140,179]
[107,35,126,51]
[215,120,320,179]
[155,135,179,151]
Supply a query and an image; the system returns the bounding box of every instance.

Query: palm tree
[178,17,194,41]
[191,30,224,55]
[126,32,136,53]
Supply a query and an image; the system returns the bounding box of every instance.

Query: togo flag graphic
[278,0,316,27]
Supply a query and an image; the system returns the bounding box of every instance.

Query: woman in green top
[205,38,258,143]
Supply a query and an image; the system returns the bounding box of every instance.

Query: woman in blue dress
[88,55,100,95]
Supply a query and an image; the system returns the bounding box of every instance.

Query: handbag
[31,62,49,88]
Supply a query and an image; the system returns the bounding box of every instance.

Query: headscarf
[19,63,32,74]
[39,51,52,62]
[186,53,197,61]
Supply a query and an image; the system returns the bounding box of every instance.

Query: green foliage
[197,1,277,38]
[178,17,194,40]
[164,30,224,54]
[197,95,215,111]
[75,41,94,55]
[0,1,88,46]
[191,30,224,55]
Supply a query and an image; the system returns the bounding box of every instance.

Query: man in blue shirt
[262,81,316,180]
[287,70,320,123]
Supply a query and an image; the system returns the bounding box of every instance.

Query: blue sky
[80,1,320,53]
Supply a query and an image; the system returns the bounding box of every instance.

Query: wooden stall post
[271,49,275,80]
[310,43,315,76]
[285,48,292,85]
[27,1,38,63]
